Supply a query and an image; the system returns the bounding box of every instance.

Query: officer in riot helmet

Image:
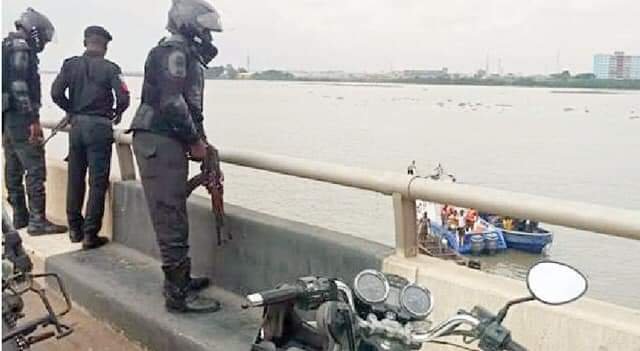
[51,26,130,249]
[2,8,67,235]
[129,0,222,313]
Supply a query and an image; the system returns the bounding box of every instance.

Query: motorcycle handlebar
[244,285,303,308]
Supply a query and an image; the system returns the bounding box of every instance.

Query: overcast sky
[3,0,639,75]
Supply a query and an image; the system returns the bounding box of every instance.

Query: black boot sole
[27,229,67,236]
[166,303,221,314]
[82,237,109,250]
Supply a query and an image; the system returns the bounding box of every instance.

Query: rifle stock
[42,115,71,146]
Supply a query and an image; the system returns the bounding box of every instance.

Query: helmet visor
[197,11,223,32]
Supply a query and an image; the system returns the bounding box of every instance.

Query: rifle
[42,115,71,146]
[186,145,230,246]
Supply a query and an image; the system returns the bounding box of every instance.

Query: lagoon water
[40,75,640,309]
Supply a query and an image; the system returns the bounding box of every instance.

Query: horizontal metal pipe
[39,120,640,240]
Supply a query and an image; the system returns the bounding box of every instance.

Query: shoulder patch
[10,38,30,51]
[167,50,187,78]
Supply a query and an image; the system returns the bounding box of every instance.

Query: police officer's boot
[27,195,68,235]
[162,259,221,314]
[82,234,109,250]
[164,275,210,293]
[8,195,30,230]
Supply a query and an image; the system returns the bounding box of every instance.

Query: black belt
[71,114,113,126]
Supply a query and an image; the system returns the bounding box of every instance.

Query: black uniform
[2,31,49,230]
[129,34,205,268]
[51,50,130,241]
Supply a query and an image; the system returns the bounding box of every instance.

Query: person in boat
[417,211,430,241]
[457,209,466,245]
[502,216,514,231]
[465,208,477,232]
[407,160,417,175]
[440,205,449,227]
[448,209,458,232]
[528,220,539,233]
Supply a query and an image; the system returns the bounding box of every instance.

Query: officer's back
[50,26,129,250]
[51,26,129,120]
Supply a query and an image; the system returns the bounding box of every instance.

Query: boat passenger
[418,212,431,241]
[503,216,514,231]
[448,211,458,232]
[465,208,477,232]
[457,210,466,245]
[440,205,449,227]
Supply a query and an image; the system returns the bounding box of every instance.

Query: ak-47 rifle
[186,144,230,246]
[42,115,71,146]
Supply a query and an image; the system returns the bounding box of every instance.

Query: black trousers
[66,116,113,237]
[132,132,190,268]
[2,114,47,218]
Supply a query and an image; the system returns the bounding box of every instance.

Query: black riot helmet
[14,7,55,53]
[167,0,223,66]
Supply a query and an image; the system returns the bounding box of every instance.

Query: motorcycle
[243,261,588,351]
[2,209,73,350]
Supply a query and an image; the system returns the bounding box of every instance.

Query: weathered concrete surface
[45,244,262,351]
[384,254,640,351]
[20,283,145,351]
[112,181,393,295]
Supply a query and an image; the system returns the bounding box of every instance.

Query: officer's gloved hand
[112,114,123,126]
[29,122,44,145]
[189,140,208,161]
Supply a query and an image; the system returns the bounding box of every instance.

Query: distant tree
[237,67,248,74]
[205,65,225,79]
[225,64,238,79]
[252,70,295,80]
[574,73,596,80]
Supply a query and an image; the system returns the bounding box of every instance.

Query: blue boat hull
[502,230,553,254]
[430,223,507,255]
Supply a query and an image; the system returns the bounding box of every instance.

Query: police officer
[129,0,222,313]
[50,26,130,249]
[2,8,67,235]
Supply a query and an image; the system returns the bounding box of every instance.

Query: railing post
[115,142,136,181]
[392,193,418,258]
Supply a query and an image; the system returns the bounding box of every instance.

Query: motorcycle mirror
[526,261,587,305]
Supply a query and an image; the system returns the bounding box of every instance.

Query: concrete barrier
[111,181,394,295]
[384,255,640,351]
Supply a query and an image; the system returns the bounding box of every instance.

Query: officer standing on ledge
[51,26,130,249]
[129,0,222,313]
[2,8,67,235]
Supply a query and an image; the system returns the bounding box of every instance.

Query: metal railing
[41,119,640,257]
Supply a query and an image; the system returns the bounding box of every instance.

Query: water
[39,75,640,309]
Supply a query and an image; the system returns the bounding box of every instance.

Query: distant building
[593,52,640,80]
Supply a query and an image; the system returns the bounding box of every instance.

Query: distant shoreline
[40,70,640,90]
[247,77,640,91]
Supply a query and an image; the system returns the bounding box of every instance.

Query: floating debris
[563,107,575,112]
[336,96,344,100]
[630,115,640,120]
[458,102,466,107]
[436,102,445,107]
[495,104,513,108]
